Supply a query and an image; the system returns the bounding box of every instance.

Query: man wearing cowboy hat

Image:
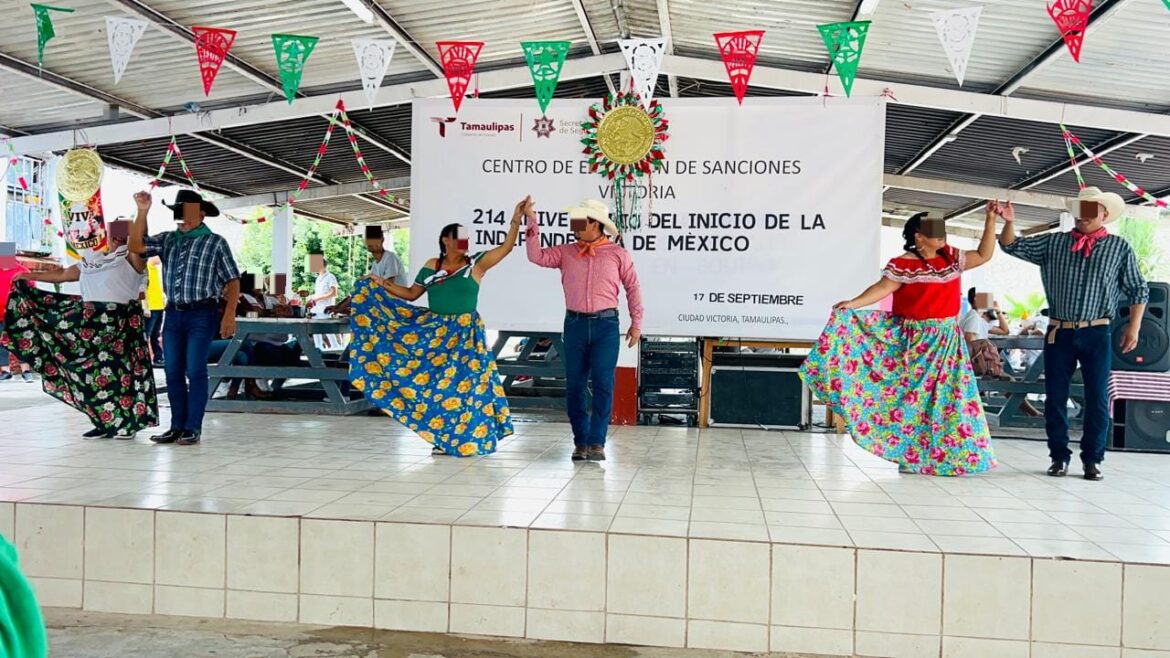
[129,189,240,446]
[1000,187,1149,481]
[527,199,643,462]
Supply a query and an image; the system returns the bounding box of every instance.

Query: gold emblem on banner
[56,148,105,203]
[596,105,655,166]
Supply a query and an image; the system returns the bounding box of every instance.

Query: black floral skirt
[2,282,159,432]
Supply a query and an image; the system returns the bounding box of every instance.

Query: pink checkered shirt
[525,222,644,330]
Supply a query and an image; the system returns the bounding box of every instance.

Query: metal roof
[2,0,1169,228]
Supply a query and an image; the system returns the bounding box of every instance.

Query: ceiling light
[339,0,375,24]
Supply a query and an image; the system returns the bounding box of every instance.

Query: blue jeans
[146,310,165,361]
[1044,324,1112,465]
[162,306,219,433]
[562,313,620,447]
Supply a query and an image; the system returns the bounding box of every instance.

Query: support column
[271,203,293,296]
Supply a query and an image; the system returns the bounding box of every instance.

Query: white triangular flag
[351,38,397,110]
[930,6,982,87]
[105,16,148,84]
[619,38,666,106]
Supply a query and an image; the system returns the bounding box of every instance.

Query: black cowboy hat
[164,189,220,218]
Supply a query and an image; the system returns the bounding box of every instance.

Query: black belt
[167,299,219,311]
[566,308,618,319]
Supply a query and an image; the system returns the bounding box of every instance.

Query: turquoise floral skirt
[800,310,996,476]
[348,279,513,456]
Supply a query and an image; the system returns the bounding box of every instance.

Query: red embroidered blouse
[881,246,965,320]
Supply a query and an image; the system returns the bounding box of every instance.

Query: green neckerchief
[165,223,213,247]
[0,535,47,658]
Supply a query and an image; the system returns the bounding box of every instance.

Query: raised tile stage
[4,402,1170,657]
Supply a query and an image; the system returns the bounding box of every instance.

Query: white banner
[619,38,666,105]
[105,16,148,85]
[351,38,397,110]
[931,6,982,87]
[410,97,884,340]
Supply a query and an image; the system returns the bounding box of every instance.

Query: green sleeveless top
[415,261,480,316]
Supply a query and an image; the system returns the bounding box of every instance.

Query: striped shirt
[1003,232,1148,321]
[143,231,240,306]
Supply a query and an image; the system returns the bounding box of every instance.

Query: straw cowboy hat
[1066,186,1126,224]
[568,200,620,236]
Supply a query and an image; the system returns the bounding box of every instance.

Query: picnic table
[206,317,371,415]
[978,335,1084,428]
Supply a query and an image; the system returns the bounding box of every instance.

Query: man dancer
[1000,189,1149,481]
[527,199,643,461]
[129,190,240,446]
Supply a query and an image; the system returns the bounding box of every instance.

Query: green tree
[236,215,273,284]
[1116,217,1169,282]
[233,211,414,300]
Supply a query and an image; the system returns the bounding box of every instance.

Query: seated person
[962,288,1008,378]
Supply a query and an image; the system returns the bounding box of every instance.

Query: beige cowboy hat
[1066,186,1126,224]
[567,199,620,236]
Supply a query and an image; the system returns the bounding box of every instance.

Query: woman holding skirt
[349,197,531,456]
[3,218,158,440]
[801,204,1007,476]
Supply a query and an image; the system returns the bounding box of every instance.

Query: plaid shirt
[1003,232,1149,322]
[143,231,240,306]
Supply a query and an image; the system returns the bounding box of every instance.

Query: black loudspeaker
[709,366,809,429]
[1112,400,1170,453]
[1112,282,1169,372]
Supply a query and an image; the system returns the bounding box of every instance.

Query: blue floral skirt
[348,280,513,456]
[800,310,996,476]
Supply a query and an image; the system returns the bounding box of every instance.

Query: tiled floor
[5,402,1170,564]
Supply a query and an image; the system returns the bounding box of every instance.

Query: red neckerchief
[576,236,610,258]
[1070,227,1108,258]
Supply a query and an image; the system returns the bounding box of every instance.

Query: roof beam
[883,174,1068,210]
[0,49,334,184]
[656,0,679,98]
[570,0,618,95]
[104,0,411,166]
[656,55,1170,136]
[10,53,627,155]
[892,0,1135,176]
[0,50,332,186]
[17,52,1170,155]
[363,0,443,77]
[218,178,409,210]
[886,173,1160,221]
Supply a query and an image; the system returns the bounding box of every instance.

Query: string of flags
[1061,124,1169,209]
[28,2,1122,116]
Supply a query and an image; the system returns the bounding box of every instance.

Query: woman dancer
[800,203,1006,476]
[349,197,531,456]
[4,218,158,439]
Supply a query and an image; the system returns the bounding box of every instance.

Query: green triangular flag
[818,21,871,98]
[272,33,319,104]
[522,41,571,115]
[31,3,74,67]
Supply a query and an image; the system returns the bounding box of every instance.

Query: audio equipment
[1112,282,1169,372]
[1111,399,1170,453]
[709,366,809,429]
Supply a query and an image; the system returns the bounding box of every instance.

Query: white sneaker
[114,428,137,440]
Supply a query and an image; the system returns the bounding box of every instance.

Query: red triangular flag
[436,41,484,113]
[1047,0,1092,63]
[714,31,765,105]
[192,26,237,96]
